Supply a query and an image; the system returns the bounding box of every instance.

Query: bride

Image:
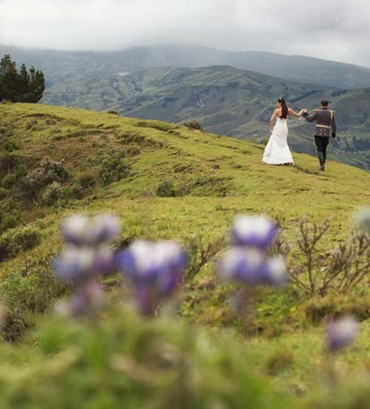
[262,98,305,165]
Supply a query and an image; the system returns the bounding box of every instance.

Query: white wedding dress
[262,117,294,165]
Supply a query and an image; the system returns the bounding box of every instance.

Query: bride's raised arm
[289,108,305,118]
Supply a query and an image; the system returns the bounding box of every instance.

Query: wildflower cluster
[55,214,121,317]
[325,316,359,353]
[218,215,288,287]
[117,240,187,316]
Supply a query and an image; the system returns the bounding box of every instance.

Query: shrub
[78,170,96,190]
[156,179,177,197]
[0,212,20,231]
[276,218,370,296]
[184,120,203,131]
[2,172,16,189]
[4,140,20,152]
[99,151,130,186]
[0,255,67,341]
[20,157,68,199]
[0,187,9,200]
[41,181,64,206]
[0,225,41,261]
[25,120,37,130]
[305,293,370,325]
[0,151,18,178]
[185,233,227,281]
[107,110,119,115]
[137,121,175,132]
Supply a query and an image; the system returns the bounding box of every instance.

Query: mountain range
[3,44,370,89]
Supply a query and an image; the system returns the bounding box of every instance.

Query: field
[1,103,370,407]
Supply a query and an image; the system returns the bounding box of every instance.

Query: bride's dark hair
[277,97,289,119]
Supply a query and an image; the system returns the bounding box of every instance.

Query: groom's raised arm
[303,111,318,122]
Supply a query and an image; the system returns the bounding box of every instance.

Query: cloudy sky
[1,0,370,66]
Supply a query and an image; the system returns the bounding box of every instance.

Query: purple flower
[117,240,187,314]
[231,215,277,249]
[55,246,117,282]
[265,256,289,287]
[217,248,269,286]
[326,317,359,353]
[218,249,288,288]
[119,241,187,290]
[62,214,121,247]
[68,281,105,317]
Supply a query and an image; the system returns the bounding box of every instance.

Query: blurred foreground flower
[326,316,358,353]
[117,240,187,316]
[55,214,121,317]
[218,215,288,314]
[62,214,121,247]
[232,215,277,249]
[354,208,370,234]
[218,248,288,287]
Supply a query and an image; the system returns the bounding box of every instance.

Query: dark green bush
[156,180,177,197]
[0,187,9,200]
[0,212,20,231]
[0,151,18,179]
[0,255,67,341]
[184,121,203,131]
[78,170,96,190]
[107,110,119,115]
[41,181,64,206]
[137,121,175,132]
[20,157,68,199]
[4,140,20,152]
[2,173,16,189]
[99,151,130,186]
[0,225,41,261]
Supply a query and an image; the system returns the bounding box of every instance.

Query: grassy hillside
[1,102,370,314]
[1,103,370,407]
[1,102,369,237]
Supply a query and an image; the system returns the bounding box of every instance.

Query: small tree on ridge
[0,54,45,103]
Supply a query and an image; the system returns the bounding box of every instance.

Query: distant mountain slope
[2,44,370,89]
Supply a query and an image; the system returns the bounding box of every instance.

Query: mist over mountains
[3,44,370,89]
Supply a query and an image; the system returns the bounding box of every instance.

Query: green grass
[1,102,369,272]
[1,103,370,407]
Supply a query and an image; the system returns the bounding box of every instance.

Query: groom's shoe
[319,165,325,171]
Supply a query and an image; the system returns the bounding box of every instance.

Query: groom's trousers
[314,136,330,162]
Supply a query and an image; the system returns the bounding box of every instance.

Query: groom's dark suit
[303,108,337,170]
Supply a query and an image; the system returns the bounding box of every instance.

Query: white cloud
[1,0,370,66]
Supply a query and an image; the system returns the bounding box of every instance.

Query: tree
[0,54,45,103]
[0,55,20,102]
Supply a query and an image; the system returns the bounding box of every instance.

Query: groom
[303,100,337,171]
